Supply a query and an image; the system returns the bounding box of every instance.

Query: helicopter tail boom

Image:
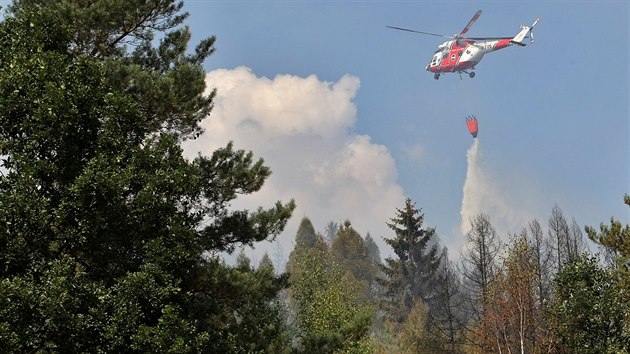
[511,18,540,45]
[510,40,527,47]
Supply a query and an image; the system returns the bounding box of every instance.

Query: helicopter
[387,10,539,80]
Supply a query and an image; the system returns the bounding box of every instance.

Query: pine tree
[586,194,630,346]
[586,195,630,278]
[0,2,295,351]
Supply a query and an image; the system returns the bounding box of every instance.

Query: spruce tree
[379,198,443,324]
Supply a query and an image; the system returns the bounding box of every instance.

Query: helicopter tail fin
[511,18,540,45]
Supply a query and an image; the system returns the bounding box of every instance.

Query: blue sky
[181,1,629,263]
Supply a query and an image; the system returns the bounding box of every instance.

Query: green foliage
[287,217,328,276]
[9,0,216,140]
[0,256,105,352]
[586,195,630,286]
[195,257,291,353]
[0,2,294,352]
[330,223,376,284]
[371,320,399,354]
[259,252,275,272]
[585,196,630,352]
[547,254,629,353]
[480,234,546,353]
[396,300,435,354]
[288,230,373,353]
[236,251,252,269]
[295,217,319,249]
[10,0,190,57]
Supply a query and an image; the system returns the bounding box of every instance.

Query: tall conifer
[379,198,443,324]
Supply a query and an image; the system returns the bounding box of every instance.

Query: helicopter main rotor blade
[386,26,452,38]
[465,36,513,40]
[458,10,482,37]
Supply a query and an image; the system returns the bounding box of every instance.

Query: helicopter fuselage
[425,38,514,75]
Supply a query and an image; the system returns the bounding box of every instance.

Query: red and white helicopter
[387,10,539,79]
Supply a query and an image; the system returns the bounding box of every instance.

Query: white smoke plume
[459,138,539,239]
[460,139,482,235]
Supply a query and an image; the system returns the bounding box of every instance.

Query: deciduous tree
[460,214,501,319]
[330,221,376,285]
[431,251,467,353]
[396,299,436,354]
[526,219,553,309]
[547,254,629,353]
[459,213,501,350]
[482,234,543,354]
[288,231,373,353]
[548,204,585,270]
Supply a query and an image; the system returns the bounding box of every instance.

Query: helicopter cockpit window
[430,52,441,66]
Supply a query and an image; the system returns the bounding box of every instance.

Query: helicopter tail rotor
[529,18,540,43]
